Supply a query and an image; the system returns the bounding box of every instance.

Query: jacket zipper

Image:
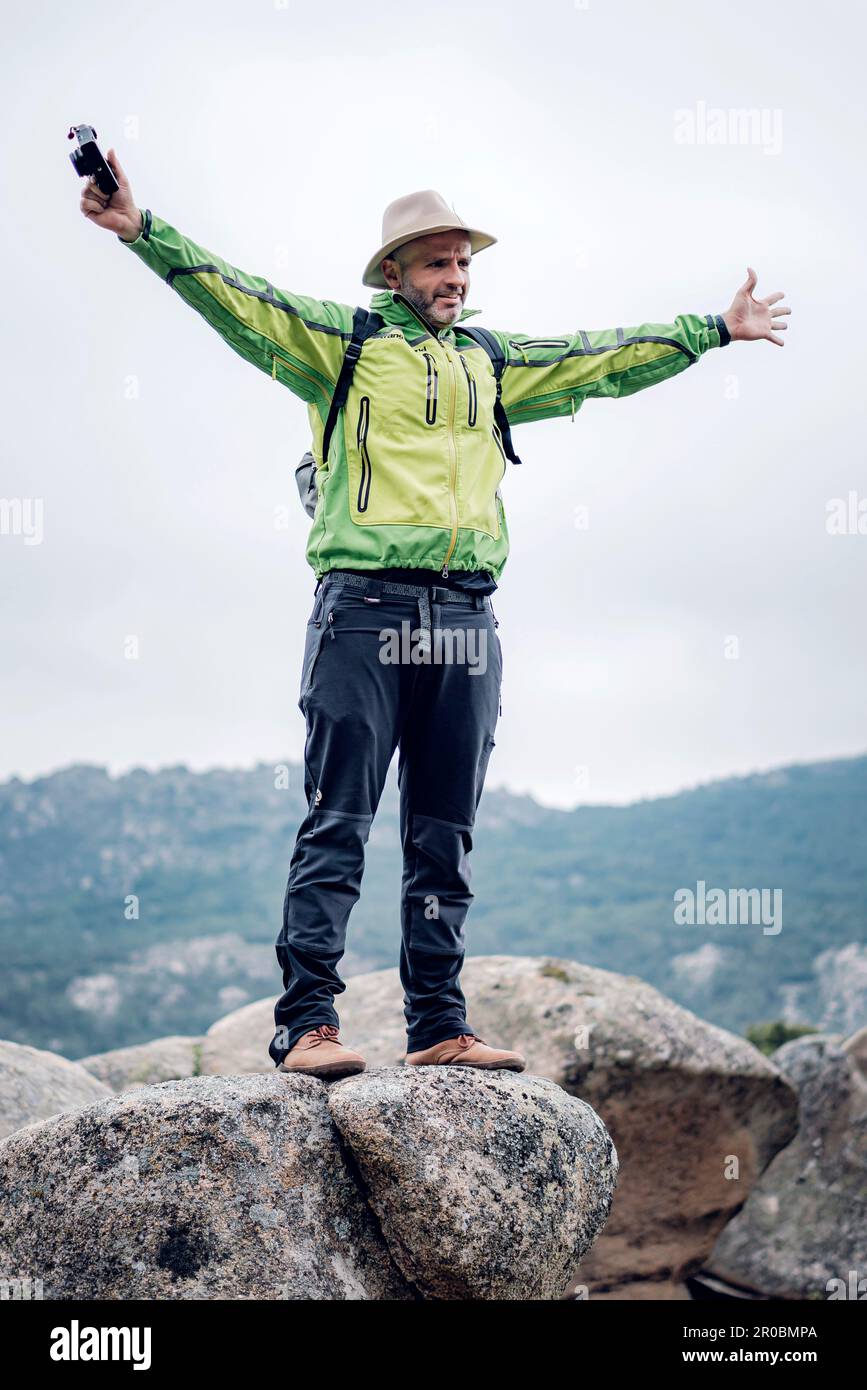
[271,351,332,408]
[441,349,459,576]
[421,350,438,424]
[508,338,570,364]
[388,293,462,576]
[459,354,477,426]
[509,391,577,422]
[356,396,372,511]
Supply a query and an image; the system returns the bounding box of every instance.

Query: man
[81,153,790,1080]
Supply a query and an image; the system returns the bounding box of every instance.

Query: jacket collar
[368,288,482,342]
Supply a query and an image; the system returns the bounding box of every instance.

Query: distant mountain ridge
[1,753,865,1057]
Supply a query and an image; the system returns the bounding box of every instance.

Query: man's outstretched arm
[80,149,354,413]
[493,269,791,426]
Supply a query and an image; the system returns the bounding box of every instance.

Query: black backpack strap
[321,307,384,466]
[459,325,523,466]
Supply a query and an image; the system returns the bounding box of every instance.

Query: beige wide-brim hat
[362,189,497,288]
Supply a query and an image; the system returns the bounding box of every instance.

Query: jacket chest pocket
[457,426,504,540]
[449,352,503,539]
[345,385,452,530]
[355,396,373,513]
[420,351,439,424]
[459,354,478,426]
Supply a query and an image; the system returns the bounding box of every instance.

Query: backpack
[294,306,523,517]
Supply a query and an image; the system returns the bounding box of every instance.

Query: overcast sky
[2,0,865,807]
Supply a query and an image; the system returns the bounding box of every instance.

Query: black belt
[320,570,488,656]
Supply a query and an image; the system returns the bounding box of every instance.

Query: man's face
[381,230,472,330]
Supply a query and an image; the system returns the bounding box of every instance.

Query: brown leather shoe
[405,1032,526,1072]
[278,1024,366,1078]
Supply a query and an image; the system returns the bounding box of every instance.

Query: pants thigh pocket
[299,619,328,708]
[310,586,325,625]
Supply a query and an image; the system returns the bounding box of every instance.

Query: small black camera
[67,124,119,196]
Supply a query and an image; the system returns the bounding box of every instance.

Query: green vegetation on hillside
[0,755,864,1057]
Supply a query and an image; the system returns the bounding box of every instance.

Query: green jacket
[120,208,731,581]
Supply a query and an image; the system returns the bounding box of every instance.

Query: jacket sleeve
[118,208,354,415]
[491,312,731,426]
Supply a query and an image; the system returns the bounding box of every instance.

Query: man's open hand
[79,147,142,243]
[721,268,791,346]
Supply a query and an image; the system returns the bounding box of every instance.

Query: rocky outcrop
[329,1067,615,1300]
[78,1036,203,1092]
[200,954,799,1296]
[0,1040,111,1139]
[0,1074,409,1300]
[0,1068,616,1301]
[705,1025,867,1299]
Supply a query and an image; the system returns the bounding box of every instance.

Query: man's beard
[400,282,460,328]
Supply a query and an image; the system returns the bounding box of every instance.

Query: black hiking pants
[268,570,502,1065]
